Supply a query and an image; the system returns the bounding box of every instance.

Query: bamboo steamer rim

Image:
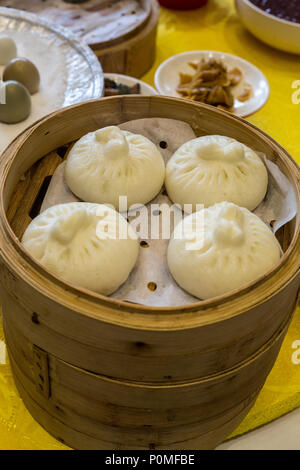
[0,96,299,332]
[88,0,153,50]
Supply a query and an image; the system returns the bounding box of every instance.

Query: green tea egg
[3,58,40,95]
[0,81,31,124]
[0,36,17,65]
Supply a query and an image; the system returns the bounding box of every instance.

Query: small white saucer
[154,51,270,117]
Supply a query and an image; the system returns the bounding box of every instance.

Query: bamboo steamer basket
[0,96,299,449]
[1,1,159,78]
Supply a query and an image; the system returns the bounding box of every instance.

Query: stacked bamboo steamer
[0,96,299,449]
[0,0,159,77]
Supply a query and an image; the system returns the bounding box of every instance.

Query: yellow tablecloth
[0,0,299,450]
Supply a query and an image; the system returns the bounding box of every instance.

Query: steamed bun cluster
[168,202,281,300]
[65,126,165,210]
[22,125,279,302]
[166,135,268,212]
[22,203,139,295]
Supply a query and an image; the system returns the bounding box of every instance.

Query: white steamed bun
[0,36,17,65]
[167,202,281,300]
[22,202,139,295]
[65,126,165,210]
[165,135,268,213]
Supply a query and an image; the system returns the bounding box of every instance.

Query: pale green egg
[3,57,40,95]
[0,81,31,124]
[0,36,17,65]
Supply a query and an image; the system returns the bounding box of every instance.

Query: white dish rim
[104,73,158,95]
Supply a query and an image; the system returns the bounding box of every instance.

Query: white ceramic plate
[104,73,158,95]
[155,51,270,117]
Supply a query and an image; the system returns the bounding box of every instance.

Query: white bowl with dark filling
[235,0,300,54]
